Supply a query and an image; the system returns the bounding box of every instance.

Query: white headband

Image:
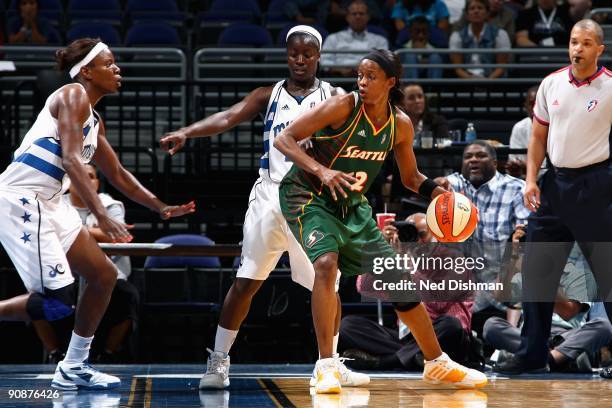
[69,42,109,78]
[286,25,322,50]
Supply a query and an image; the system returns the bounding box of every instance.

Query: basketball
[426,191,478,242]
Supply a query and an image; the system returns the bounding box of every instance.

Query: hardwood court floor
[0,364,610,407]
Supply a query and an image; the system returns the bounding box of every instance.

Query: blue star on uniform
[20,232,31,243]
[19,197,30,205]
[21,212,31,223]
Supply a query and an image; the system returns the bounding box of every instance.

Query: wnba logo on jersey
[306,230,324,248]
[47,263,65,277]
[587,99,598,112]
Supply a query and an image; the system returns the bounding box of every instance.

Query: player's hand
[97,215,133,243]
[318,168,358,201]
[159,200,196,219]
[433,177,452,191]
[160,129,188,155]
[524,182,540,212]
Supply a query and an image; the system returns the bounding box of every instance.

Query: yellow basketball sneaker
[423,353,488,389]
[313,358,342,394]
[309,354,370,387]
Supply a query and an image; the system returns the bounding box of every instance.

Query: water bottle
[465,122,477,142]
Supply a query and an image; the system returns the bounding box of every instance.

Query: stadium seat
[265,0,292,24]
[67,22,121,46]
[471,119,516,145]
[125,21,181,46]
[366,24,389,40]
[276,23,328,47]
[68,0,122,25]
[395,26,448,48]
[144,234,221,268]
[126,0,185,24]
[208,0,262,20]
[218,23,273,47]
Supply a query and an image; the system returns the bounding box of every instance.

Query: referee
[495,19,612,375]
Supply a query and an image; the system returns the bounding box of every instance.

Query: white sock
[64,331,93,364]
[214,325,238,356]
[333,333,339,356]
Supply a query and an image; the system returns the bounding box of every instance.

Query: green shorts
[279,186,395,277]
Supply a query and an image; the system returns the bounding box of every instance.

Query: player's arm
[160,86,273,155]
[273,93,358,200]
[393,112,446,200]
[52,85,129,238]
[93,119,195,220]
[330,85,347,96]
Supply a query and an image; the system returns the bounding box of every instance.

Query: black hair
[55,37,101,72]
[465,0,490,12]
[361,49,404,107]
[465,140,497,160]
[409,16,430,29]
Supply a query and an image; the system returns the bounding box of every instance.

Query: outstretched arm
[160,86,273,155]
[273,93,358,200]
[53,85,132,242]
[93,119,195,219]
[393,112,447,199]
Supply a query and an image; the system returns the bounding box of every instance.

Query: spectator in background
[340,213,476,371]
[284,0,331,25]
[64,164,140,363]
[515,0,574,47]
[506,85,540,179]
[326,0,384,33]
[400,16,444,79]
[322,0,389,77]
[401,83,448,141]
[450,0,511,79]
[8,0,50,45]
[454,0,516,41]
[392,0,451,35]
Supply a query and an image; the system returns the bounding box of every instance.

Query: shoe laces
[206,348,228,375]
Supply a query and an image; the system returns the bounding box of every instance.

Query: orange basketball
[426,191,478,242]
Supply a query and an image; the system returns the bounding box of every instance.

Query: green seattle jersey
[281,92,396,207]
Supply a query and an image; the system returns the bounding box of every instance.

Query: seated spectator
[506,84,541,179]
[339,213,477,370]
[449,0,511,79]
[8,0,51,45]
[399,16,444,79]
[454,0,516,40]
[392,0,451,35]
[322,0,389,77]
[64,164,140,363]
[326,0,384,32]
[284,0,331,25]
[485,242,612,373]
[515,0,574,47]
[401,83,448,141]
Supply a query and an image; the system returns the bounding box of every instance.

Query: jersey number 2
[349,171,368,192]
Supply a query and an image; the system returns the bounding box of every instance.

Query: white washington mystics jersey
[0,84,99,201]
[260,79,334,183]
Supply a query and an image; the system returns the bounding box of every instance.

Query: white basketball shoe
[51,360,121,391]
[310,354,370,387]
[199,348,230,389]
[423,353,488,389]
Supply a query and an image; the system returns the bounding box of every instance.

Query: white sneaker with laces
[312,358,341,394]
[51,360,121,391]
[423,352,487,389]
[309,354,370,387]
[199,348,230,389]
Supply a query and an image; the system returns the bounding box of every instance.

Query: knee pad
[26,284,76,321]
[393,302,420,312]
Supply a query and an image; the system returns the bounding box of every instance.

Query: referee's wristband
[418,178,438,199]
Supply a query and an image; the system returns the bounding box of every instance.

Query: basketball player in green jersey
[275,49,488,394]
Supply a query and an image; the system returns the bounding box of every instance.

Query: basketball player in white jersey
[0,38,195,390]
[161,26,369,389]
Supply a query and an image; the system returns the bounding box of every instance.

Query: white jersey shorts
[237,177,339,291]
[0,188,80,293]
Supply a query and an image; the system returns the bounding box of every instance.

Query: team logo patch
[48,264,65,277]
[281,104,290,110]
[381,133,387,144]
[587,99,598,112]
[306,230,325,248]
